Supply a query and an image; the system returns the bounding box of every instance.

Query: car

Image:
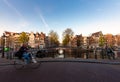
[36,49,47,58]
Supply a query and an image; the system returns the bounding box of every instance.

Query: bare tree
[62,28,74,46]
[104,34,115,46]
[48,30,59,47]
[116,35,120,46]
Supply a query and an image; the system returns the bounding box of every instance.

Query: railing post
[2,33,5,58]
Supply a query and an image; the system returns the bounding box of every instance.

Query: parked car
[36,49,47,58]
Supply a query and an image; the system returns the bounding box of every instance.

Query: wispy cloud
[35,7,50,30]
[75,19,120,36]
[0,25,5,36]
[3,0,23,19]
[3,0,29,27]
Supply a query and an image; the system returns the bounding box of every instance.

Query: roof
[91,31,102,37]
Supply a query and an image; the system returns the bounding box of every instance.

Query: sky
[0,0,120,41]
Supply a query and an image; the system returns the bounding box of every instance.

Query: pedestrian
[106,46,115,60]
[110,47,115,60]
[94,46,97,59]
[100,47,104,59]
[86,46,89,59]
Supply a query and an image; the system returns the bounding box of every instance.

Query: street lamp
[2,33,5,58]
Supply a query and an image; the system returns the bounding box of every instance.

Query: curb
[0,59,120,66]
[0,63,14,66]
[37,59,120,65]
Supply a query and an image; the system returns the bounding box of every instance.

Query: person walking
[101,47,105,59]
[94,46,97,59]
[106,46,115,60]
[86,46,89,59]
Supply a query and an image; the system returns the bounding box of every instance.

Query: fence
[1,47,120,60]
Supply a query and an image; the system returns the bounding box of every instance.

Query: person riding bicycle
[14,43,37,64]
[17,43,30,59]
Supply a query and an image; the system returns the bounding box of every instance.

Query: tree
[48,30,59,47]
[19,32,29,44]
[99,34,105,47]
[76,34,83,47]
[62,34,70,46]
[62,28,74,46]
[116,35,120,46]
[104,34,115,46]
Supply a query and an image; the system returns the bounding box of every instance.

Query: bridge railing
[1,47,119,60]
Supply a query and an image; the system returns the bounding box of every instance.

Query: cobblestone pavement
[0,56,120,66]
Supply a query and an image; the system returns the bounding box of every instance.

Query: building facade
[1,31,47,49]
[0,31,120,49]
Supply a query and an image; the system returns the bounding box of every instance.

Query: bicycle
[13,51,40,70]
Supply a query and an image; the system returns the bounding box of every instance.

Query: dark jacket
[15,46,28,59]
[19,46,28,55]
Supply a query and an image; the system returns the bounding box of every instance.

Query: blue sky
[0,0,120,41]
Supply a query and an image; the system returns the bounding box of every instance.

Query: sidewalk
[0,54,14,66]
[0,55,120,66]
[37,58,120,65]
[0,58,14,66]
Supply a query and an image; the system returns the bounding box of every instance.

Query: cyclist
[19,43,32,64]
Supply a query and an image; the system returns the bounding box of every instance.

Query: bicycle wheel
[29,61,41,69]
[13,57,25,70]
[29,55,41,69]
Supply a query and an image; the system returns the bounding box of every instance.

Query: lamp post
[2,33,5,58]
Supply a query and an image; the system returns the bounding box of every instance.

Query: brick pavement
[0,55,120,66]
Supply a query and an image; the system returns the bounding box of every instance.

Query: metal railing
[1,48,119,60]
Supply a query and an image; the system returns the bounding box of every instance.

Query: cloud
[3,0,29,27]
[100,20,120,35]
[75,19,120,36]
[0,25,5,36]
[1,0,30,36]
[19,21,29,27]
[35,7,50,31]
[3,0,23,18]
